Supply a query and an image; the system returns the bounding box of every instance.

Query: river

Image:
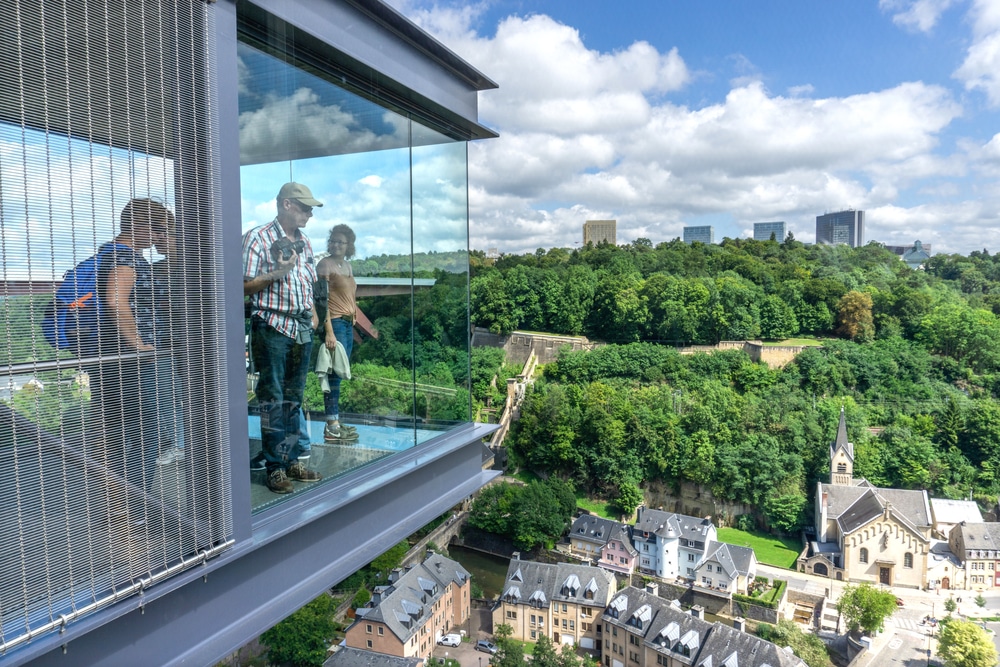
[448,545,511,599]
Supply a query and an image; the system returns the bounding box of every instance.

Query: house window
[688,554,695,561]
[378,627,384,635]
[507,610,517,620]
[531,614,536,626]
[531,630,536,639]
[366,624,372,634]
[837,463,847,473]
[860,548,868,563]
[367,640,373,648]
[904,552,913,569]
[570,620,575,630]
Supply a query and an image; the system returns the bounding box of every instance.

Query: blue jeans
[250,317,312,472]
[324,318,354,421]
[298,408,310,454]
[156,356,184,451]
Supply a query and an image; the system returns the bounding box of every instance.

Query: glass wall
[0,0,230,654]
[237,8,472,512]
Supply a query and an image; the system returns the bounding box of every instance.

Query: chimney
[512,551,521,561]
[733,617,746,633]
[370,590,382,606]
[388,568,402,583]
[690,605,704,620]
[645,582,659,597]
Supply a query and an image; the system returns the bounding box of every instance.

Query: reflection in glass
[238,24,472,512]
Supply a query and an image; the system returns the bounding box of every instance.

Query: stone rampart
[471,328,598,365]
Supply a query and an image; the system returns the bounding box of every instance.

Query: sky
[389,0,1000,256]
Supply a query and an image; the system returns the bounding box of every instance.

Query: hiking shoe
[267,468,294,494]
[250,452,266,471]
[288,461,322,482]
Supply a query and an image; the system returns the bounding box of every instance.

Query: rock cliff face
[642,480,753,526]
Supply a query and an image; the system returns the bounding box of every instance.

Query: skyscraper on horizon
[583,219,617,246]
[815,210,864,247]
[753,221,786,242]
[683,225,714,245]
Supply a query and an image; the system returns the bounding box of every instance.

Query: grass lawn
[716,527,801,569]
[761,337,828,347]
[576,494,618,519]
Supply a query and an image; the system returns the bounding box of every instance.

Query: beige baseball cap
[277,182,324,207]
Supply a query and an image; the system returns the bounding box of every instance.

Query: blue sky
[394,0,1000,255]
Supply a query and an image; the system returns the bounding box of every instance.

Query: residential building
[682,225,714,245]
[800,409,933,587]
[693,542,757,594]
[599,523,638,575]
[632,507,716,580]
[324,647,425,667]
[346,553,471,661]
[584,219,617,246]
[602,586,806,667]
[494,557,616,651]
[569,514,619,561]
[930,498,983,540]
[948,523,1000,591]
[753,221,787,242]
[815,209,864,247]
[0,0,497,664]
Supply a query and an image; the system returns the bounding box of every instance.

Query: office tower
[683,225,715,245]
[815,210,865,247]
[583,219,617,246]
[753,221,787,242]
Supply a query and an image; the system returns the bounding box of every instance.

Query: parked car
[438,634,461,647]
[475,639,498,654]
[895,597,905,607]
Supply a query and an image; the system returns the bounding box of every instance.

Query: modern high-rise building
[583,219,617,246]
[815,210,865,247]
[0,1,497,664]
[683,225,715,245]
[753,221,787,242]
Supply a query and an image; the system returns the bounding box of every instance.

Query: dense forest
[473,237,1000,532]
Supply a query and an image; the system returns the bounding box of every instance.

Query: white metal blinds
[0,0,232,653]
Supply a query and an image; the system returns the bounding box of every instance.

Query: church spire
[830,406,854,485]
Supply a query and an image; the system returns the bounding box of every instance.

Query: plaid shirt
[242,219,317,339]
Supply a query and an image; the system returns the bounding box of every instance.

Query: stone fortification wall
[678,340,808,369]
[471,328,598,365]
[643,480,752,525]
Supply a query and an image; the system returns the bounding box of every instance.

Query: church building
[798,409,933,588]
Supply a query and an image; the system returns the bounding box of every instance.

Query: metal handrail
[1,350,158,376]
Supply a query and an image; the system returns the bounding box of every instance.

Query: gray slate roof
[635,507,713,543]
[324,647,424,667]
[930,498,983,526]
[700,542,755,579]
[823,483,931,539]
[351,552,470,643]
[500,559,614,609]
[955,523,1000,558]
[607,523,637,556]
[570,514,619,546]
[603,587,804,667]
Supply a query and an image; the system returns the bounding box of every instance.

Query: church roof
[830,407,853,461]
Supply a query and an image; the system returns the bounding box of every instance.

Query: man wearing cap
[243,182,323,493]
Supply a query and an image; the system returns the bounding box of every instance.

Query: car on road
[438,634,461,647]
[895,597,905,607]
[475,640,498,654]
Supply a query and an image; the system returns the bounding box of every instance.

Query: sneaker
[339,424,358,434]
[288,461,322,482]
[298,451,311,460]
[250,452,266,471]
[324,425,359,443]
[267,468,294,494]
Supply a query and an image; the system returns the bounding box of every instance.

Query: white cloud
[954,0,1000,106]
[880,0,959,32]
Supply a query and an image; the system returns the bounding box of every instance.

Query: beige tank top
[327,270,357,321]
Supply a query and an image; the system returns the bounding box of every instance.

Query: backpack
[42,243,126,356]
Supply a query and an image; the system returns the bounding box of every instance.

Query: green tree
[836,583,898,635]
[493,623,525,667]
[937,618,998,667]
[532,633,559,667]
[468,483,518,536]
[260,594,337,667]
[975,593,986,609]
[945,596,958,613]
[757,619,832,667]
[369,540,409,579]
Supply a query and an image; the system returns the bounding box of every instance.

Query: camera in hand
[270,237,306,262]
